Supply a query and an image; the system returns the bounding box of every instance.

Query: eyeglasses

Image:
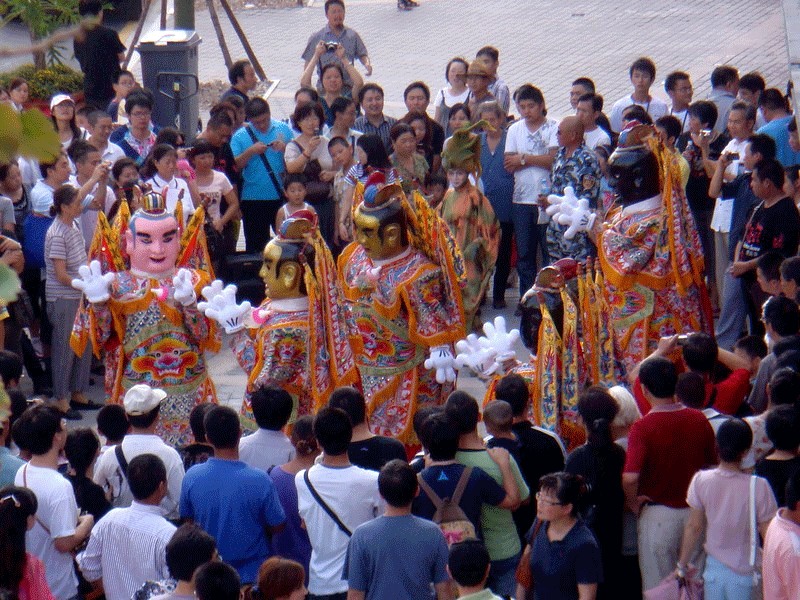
[130,111,151,118]
[535,492,564,506]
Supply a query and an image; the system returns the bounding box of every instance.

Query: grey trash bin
[137,30,202,142]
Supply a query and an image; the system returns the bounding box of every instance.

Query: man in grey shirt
[708,65,739,135]
[301,0,371,95]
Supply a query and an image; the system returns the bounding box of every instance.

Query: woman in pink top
[0,486,55,600]
[677,419,777,600]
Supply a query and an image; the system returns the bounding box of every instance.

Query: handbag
[290,140,332,205]
[515,518,543,595]
[245,126,286,202]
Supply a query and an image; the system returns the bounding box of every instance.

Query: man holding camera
[301,0,372,96]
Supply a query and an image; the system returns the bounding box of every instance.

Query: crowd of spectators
[1,0,800,598]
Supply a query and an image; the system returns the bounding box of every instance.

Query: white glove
[172,268,197,306]
[72,260,115,303]
[455,334,499,378]
[483,316,521,364]
[547,186,596,240]
[424,344,457,384]
[197,281,252,334]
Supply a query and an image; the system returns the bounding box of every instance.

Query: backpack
[417,466,477,546]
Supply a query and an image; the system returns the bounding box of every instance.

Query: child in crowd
[275,172,316,233]
[238,385,295,472]
[483,400,521,464]
[141,143,198,226]
[732,335,768,381]
[64,428,111,521]
[426,173,448,209]
[96,404,129,454]
[448,540,503,600]
[181,403,215,471]
[755,405,800,506]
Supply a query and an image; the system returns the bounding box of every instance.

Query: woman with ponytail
[0,486,54,600]
[267,415,319,578]
[565,385,626,599]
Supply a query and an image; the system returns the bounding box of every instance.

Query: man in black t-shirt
[74,1,126,110]
[732,158,800,333]
[328,386,406,471]
[493,373,566,542]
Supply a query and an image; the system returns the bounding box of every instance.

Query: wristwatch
[520,154,526,166]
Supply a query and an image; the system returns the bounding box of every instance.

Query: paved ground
[3,0,794,425]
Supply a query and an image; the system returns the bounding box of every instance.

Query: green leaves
[0,264,21,304]
[0,103,61,163]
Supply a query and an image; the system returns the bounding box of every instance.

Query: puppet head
[124,190,181,277]
[260,212,317,300]
[353,173,409,261]
[607,124,661,205]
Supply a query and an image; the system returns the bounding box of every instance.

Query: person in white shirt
[609,57,669,133]
[239,385,296,472]
[665,71,693,133]
[576,93,612,150]
[296,407,382,599]
[78,453,176,600]
[141,144,197,227]
[87,110,126,165]
[67,140,115,250]
[93,385,185,519]
[14,405,94,600]
[504,84,559,296]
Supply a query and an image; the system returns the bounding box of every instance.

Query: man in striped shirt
[78,454,176,600]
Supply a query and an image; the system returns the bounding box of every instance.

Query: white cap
[49,93,74,110]
[123,384,167,415]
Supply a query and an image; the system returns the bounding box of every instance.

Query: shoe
[406,0,419,5]
[397,1,412,9]
[70,393,103,410]
[64,408,82,420]
[492,299,507,310]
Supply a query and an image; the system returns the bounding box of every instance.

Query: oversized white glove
[482,316,521,364]
[172,268,197,306]
[197,281,252,334]
[546,186,597,240]
[455,334,498,378]
[71,260,115,303]
[424,344,457,384]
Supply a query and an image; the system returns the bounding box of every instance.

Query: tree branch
[0,16,100,58]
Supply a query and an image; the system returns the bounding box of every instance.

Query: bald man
[545,115,602,262]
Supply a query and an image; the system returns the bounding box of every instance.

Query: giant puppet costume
[198,212,358,431]
[546,124,712,375]
[71,191,219,446]
[338,175,467,442]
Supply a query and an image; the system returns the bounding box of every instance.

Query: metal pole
[174,0,195,30]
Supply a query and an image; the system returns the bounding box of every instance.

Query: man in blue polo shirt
[180,405,285,584]
[230,97,294,252]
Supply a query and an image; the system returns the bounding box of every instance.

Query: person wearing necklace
[517,472,602,600]
[389,123,428,195]
[110,91,158,167]
[608,57,669,134]
[665,71,693,133]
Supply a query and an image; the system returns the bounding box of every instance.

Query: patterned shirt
[354,115,397,154]
[546,143,601,263]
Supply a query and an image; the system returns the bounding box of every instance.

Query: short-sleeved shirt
[45,217,87,300]
[504,118,559,206]
[0,195,16,231]
[687,468,777,574]
[353,115,397,154]
[74,25,125,106]
[180,458,286,584]
[196,170,234,221]
[301,25,368,91]
[343,514,449,600]
[456,448,530,561]
[230,121,295,201]
[144,174,195,226]
[608,94,669,133]
[238,428,295,472]
[624,404,717,508]
[738,197,800,264]
[348,436,406,472]
[527,518,603,600]
[15,463,79,600]
[412,463,506,536]
[757,116,800,167]
[755,457,800,507]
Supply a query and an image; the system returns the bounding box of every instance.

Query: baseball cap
[49,94,75,110]
[123,384,167,415]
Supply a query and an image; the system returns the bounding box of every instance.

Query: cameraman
[628,332,752,415]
